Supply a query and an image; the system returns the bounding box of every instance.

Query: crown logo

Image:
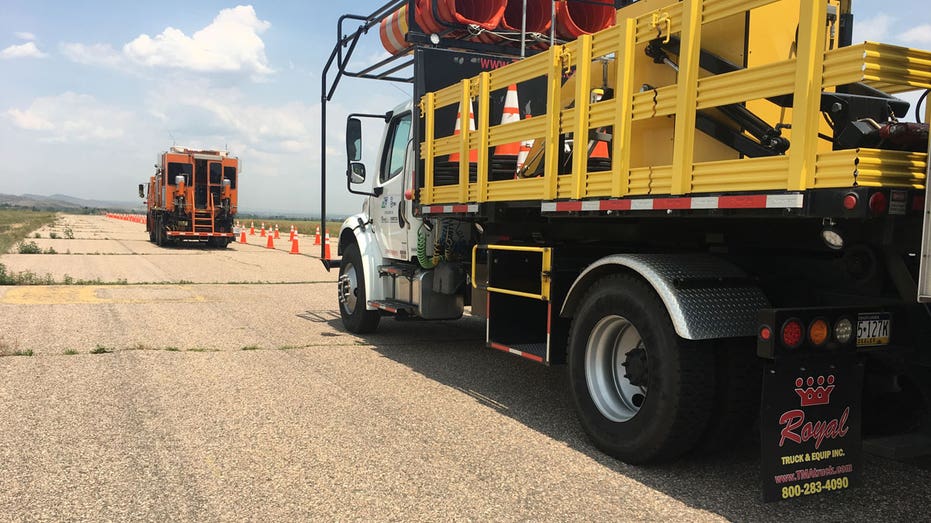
[795,375,835,407]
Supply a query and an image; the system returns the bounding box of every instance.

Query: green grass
[63,349,79,355]
[164,347,180,352]
[90,345,111,354]
[11,349,33,357]
[0,209,57,254]
[241,345,260,351]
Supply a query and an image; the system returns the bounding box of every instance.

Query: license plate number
[857,313,890,347]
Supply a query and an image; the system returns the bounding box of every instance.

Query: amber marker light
[809,318,830,346]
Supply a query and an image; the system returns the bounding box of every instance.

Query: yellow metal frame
[472,245,553,301]
[419,0,931,206]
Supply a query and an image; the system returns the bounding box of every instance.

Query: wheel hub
[338,262,359,311]
[584,315,649,423]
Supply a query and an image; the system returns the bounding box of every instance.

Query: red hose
[500,0,552,33]
[415,0,507,34]
[555,0,615,39]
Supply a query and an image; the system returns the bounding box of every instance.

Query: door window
[381,113,412,183]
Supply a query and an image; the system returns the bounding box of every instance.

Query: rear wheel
[338,241,380,333]
[568,274,715,464]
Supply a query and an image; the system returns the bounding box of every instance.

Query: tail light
[781,318,804,349]
[869,192,888,215]
[808,318,830,346]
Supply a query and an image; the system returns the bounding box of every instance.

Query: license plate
[857,313,891,347]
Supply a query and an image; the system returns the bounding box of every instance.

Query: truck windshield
[381,113,412,183]
[167,162,193,185]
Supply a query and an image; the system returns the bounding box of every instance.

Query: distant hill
[0,193,143,211]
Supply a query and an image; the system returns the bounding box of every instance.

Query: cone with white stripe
[448,101,478,163]
[494,84,521,157]
[515,114,535,178]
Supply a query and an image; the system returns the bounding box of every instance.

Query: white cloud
[854,13,894,43]
[5,92,134,143]
[122,5,272,78]
[59,42,125,67]
[902,24,931,45]
[0,42,47,59]
[14,32,36,41]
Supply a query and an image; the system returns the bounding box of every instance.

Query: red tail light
[781,318,804,349]
[842,193,859,210]
[869,192,888,215]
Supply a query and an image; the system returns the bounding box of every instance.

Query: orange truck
[140,147,241,247]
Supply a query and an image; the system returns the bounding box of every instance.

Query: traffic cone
[274,225,280,239]
[250,221,255,235]
[494,84,521,157]
[323,232,332,260]
[515,114,535,178]
[289,228,295,242]
[589,88,610,162]
[290,237,300,254]
[266,232,274,249]
[240,230,247,243]
[448,100,478,163]
[313,225,321,246]
[260,226,266,237]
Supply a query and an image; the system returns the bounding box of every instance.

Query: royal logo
[795,375,835,407]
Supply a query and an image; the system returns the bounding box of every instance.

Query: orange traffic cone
[323,232,332,260]
[289,228,295,242]
[290,237,300,254]
[589,88,610,161]
[274,225,280,239]
[313,225,321,246]
[260,226,266,237]
[448,100,478,163]
[494,84,521,157]
[250,221,255,235]
[240,230,247,243]
[515,114,535,178]
[266,232,274,249]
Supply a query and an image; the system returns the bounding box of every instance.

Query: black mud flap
[760,354,864,502]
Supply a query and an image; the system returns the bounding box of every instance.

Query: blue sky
[0,1,929,215]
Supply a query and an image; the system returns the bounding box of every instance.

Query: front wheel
[338,241,380,333]
[568,274,715,464]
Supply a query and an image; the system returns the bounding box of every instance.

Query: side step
[368,299,416,316]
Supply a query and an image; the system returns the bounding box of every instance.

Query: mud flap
[760,354,864,502]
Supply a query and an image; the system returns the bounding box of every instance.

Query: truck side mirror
[138,184,145,198]
[349,162,366,184]
[346,118,363,162]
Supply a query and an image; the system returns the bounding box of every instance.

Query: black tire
[155,216,165,247]
[338,241,380,333]
[694,337,762,453]
[567,274,715,464]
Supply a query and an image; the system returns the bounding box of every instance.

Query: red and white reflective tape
[422,204,479,214]
[167,232,235,237]
[541,193,805,213]
[489,342,544,363]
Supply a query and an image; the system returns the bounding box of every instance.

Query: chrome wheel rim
[584,315,648,423]
[339,262,359,313]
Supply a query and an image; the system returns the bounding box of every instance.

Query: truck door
[371,111,413,261]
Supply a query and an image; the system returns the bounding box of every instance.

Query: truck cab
[338,101,466,332]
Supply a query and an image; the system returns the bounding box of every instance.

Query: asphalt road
[1,215,929,521]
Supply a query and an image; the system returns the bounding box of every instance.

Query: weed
[16,241,41,254]
[0,209,55,253]
[64,227,74,239]
[164,347,180,352]
[241,345,260,351]
[128,342,152,351]
[34,232,41,238]
[44,247,56,254]
[90,345,111,354]
[12,349,34,357]
[63,349,79,355]
[63,275,74,285]
[49,232,59,239]
[187,347,214,352]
